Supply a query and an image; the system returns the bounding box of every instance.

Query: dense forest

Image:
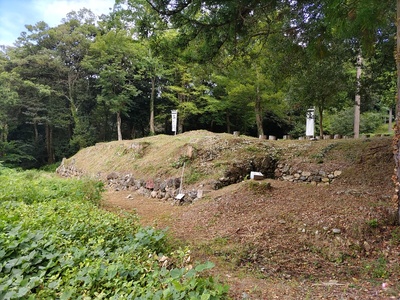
[0,0,396,168]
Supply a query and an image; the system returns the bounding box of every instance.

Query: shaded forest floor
[73,132,399,299]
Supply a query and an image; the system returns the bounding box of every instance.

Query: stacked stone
[274,163,342,185]
[56,161,84,178]
[105,172,200,203]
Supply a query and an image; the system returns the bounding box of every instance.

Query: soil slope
[64,131,399,299]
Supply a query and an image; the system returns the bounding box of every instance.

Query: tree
[83,30,144,141]
[0,52,19,142]
[162,62,204,133]
[145,0,281,60]
[50,9,99,149]
[395,0,400,224]
[112,0,173,135]
[11,25,72,164]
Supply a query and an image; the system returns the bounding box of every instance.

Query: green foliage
[246,181,272,194]
[390,227,400,246]
[0,168,228,299]
[0,168,103,206]
[0,0,396,168]
[185,168,203,185]
[69,117,97,150]
[360,111,385,134]
[325,108,354,136]
[288,117,307,139]
[364,256,389,279]
[39,163,60,173]
[171,155,191,169]
[366,219,379,228]
[0,141,36,169]
[326,108,385,136]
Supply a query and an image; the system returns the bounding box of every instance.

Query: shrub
[327,108,385,136]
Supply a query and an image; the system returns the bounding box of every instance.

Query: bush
[360,111,385,134]
[327,108,385,136]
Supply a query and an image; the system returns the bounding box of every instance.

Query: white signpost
[171,110,178,135]
[306,108,315,138]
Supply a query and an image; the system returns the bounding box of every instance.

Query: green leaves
[0,168,228,299]
[0,169,103,205]
[195,261,215,272]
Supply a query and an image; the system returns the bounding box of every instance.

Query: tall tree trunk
[393,0,400,225]
[46,122,55,164]
[318,106,324,138]
[255,84,264,137]
[117,111,122,141]
[226,112,231,133]
[1,123,8,142]
[67,73,80,134]
[354,54,362,138]
[33,121,38,145]
[149,76,156,135]
[178,117,183,134]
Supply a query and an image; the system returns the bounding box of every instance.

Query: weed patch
[0,168,228,299]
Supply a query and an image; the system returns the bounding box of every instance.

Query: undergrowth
[0,167,228,299]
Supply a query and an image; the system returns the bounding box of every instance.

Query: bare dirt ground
[101,138,400,299]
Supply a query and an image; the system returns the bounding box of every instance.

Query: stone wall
[274,163,342,185]
[56,157,342,204]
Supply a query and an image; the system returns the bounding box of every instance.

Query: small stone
[310,176,322,182]
[146,179,155,189]
[334,170,342,177]
[302,171,311,177]
[332,228,341,234]
[363,241,371,252]
[106,172,119,180]
[283,175,294,181]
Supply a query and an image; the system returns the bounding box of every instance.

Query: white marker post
[306,108,315,138]
[171,110,178,135]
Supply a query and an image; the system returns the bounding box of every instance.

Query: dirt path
[101,189,291,299]
[102,190,185,227]
[101,178,398,299]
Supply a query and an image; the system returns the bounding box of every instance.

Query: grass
[245,180,272,194]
